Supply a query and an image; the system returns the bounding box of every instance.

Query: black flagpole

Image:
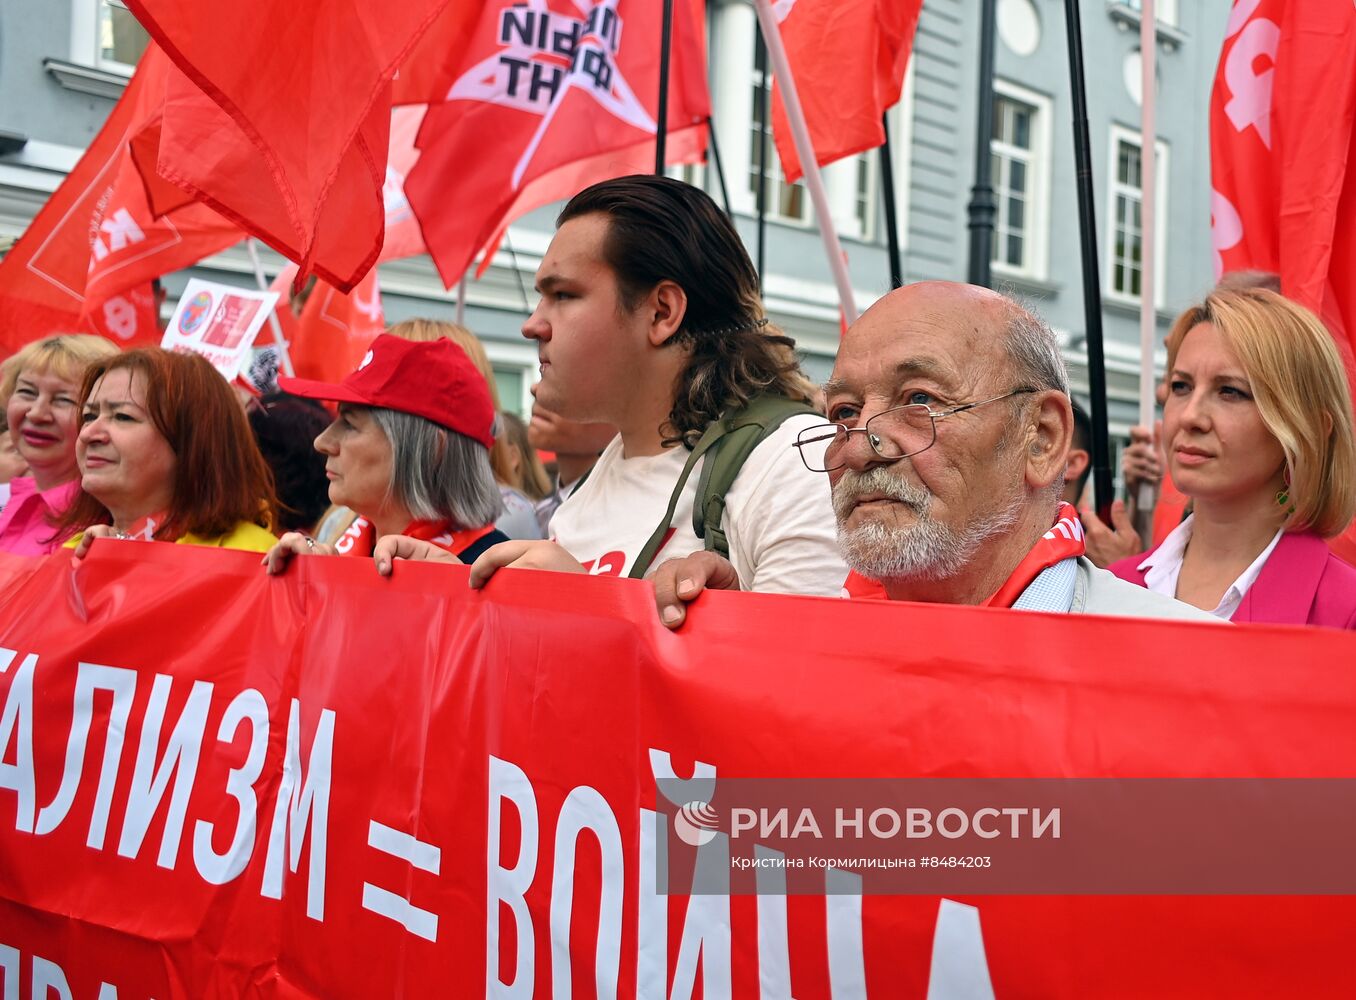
[755,30,770,292]
[655,0,674,173]
[879,113,904,289]
[966,0,997,287]
[1063,0,1114,522]
[706,116,733,218]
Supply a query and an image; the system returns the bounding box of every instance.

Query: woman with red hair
[64,348,279,553]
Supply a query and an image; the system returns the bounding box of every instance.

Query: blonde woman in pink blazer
[1110,289,1356,629]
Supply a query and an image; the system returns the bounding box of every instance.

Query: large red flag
[1211,0,1356,382]
[404,0,710,288]
[769,0,922,184]
[121,0,478,290]
[1210,0,1356,565]
[270,263,385,385]
[0,46,239,352]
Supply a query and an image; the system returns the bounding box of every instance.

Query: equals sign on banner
[361,820,441,942]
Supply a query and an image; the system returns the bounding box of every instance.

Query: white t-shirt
[548,412,847,596]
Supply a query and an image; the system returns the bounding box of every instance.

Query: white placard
[162,278,279,381]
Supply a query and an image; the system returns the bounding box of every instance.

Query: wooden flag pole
[755,30,770,292]
[752,0,858,325]
[1136,0,1161,536]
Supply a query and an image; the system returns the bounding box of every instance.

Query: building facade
[0,0,1229,449]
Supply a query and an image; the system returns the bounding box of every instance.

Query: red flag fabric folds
[271,264,385,385]
[1210,0,1356,389]
[122,0,477,290]
[769,0,922,184]
[404,0,710,288]
[0,46,239,352]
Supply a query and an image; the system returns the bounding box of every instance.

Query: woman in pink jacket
[1110,289,1356,628]
[0,335,119,555]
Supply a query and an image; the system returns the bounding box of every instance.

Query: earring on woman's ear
[1276,463,1294,514]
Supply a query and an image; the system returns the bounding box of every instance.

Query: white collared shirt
[1138,513,1284,620]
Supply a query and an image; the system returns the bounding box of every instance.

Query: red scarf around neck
[333,516,495,559]
[842,503,1086,608]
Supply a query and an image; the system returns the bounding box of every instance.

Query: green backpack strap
[626,418,732,579]
[626,394,817,579]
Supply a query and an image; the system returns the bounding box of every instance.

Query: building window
[98,1,150,71]
[853,154,876,240]
[989,81,1051,280]
[1124,0,1178,27]
[749,68,809,224]
[666,162,706,190]
[69,1,150,74]
[1105,126,1168,305]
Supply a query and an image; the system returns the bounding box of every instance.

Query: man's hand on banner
[650,550,742,629]
[262,532,336,574]
[467,540,586,589]
[372,534,460,575]
[72,524,124,560]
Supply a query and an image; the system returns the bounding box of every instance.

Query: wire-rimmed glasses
[793,387,1038,473]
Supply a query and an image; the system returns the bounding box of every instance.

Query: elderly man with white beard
[651,281,1217,627]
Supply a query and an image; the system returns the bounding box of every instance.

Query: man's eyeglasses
[792,387,1038,473]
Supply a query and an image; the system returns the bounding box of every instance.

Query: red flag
[121,0,478,290]
[769,0,921,184]
[405,0,710,288]
[271,264,385,385]
[1210,0,1356,390]
[0,46,239,352]
[379,105,430,263]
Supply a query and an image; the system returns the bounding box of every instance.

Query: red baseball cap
[278,334,497,449]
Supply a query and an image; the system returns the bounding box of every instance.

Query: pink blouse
[0,477,80,555]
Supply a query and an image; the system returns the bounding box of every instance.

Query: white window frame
[990,78,1053,283]
[70,0,147,76]
[481,340,540,418]
[1124,0,1179,28]
[1104,123,1169,309]
[747,64,812,227]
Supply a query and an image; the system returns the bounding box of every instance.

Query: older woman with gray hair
[262,334,507,572]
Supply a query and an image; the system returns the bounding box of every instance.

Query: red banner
[0,545,1354,997]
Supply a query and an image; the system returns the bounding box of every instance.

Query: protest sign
[0,545,1353,997]
[161,278,279,380]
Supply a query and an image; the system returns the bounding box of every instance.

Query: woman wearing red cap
[262,334,509,571]
[63,349,280,553]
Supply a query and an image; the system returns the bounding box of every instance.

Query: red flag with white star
[404,0,710,288]
[0,46,239,351]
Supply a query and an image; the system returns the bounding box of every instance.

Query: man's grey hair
[370,407,504,528]
[996,297,1070,503]
[1001,297,1069,395]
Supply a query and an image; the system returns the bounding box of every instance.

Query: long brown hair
[557,175,815,448]
[60,349,279,541]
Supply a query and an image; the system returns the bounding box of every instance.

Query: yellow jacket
[65,521,277,553]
